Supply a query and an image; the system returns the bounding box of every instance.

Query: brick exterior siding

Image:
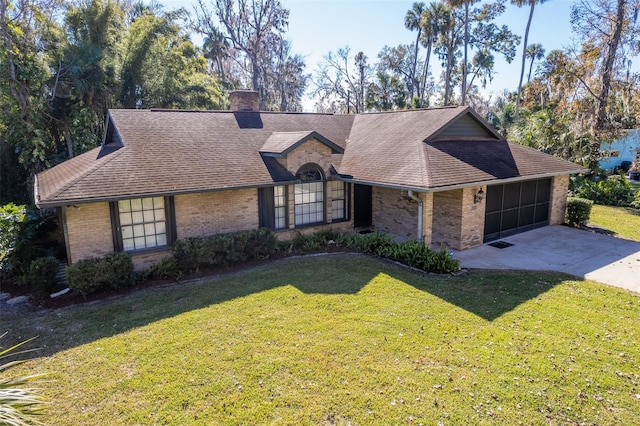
[63,203,114,264]
[277,139,333,177]
[372,187,420,241]
[431,186,485,250]
[175,189,259,239]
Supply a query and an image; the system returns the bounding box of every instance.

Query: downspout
[407,190,423,242]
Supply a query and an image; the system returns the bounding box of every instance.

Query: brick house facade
[36,91,585,269]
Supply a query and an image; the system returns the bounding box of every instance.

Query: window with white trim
[294,164,325,226]
[274,185,287,230]
[117,197,168,251]
[331,181,347,221]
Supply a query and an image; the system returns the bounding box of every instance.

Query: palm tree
[512,0,548,121]
[404,2,426,100]
[418,2,447,106]
[525,43,545,82]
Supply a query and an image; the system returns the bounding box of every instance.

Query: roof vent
[229,90,260,112]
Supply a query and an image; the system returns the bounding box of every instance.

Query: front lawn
[4,255,639,425]
[589,204,640,241]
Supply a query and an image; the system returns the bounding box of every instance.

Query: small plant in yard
[565,197,593,227]
[66,252,134,296]
[0,335,47,426]
[25,256,60,294]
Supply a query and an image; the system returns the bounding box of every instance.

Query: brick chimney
[229,90,260,112]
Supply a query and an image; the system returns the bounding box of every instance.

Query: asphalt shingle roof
[35,106,585,207]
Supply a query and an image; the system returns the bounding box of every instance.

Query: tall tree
[512,0,548,121]
[418,2,447,104]
[312,46,372,113]
[571,0,639,169]
[0,0,62,181]
[50,0,124,158]
[404,1,426,100]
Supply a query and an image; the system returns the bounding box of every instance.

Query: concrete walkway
[453,225,640,294]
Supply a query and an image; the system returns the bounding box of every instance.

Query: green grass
[589,204,640,241]
[4,255,640,425]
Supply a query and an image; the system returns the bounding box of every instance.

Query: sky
[166,0,579,110]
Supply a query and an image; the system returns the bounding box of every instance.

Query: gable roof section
[36,110,354,207]
[260,131,344,157]
[337,106,584,190]
[338,106,479,188]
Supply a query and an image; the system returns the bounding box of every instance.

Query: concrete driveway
[453,225,640,294]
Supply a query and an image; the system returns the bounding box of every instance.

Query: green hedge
[67,252,134,296]
[565,197,593,228]
[286,231,459,274]
[173,228,278,273]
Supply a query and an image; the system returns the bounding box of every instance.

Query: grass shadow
[4,254,568,357]
[403,269,568,321]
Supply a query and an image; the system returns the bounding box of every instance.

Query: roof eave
[335,168,587,193]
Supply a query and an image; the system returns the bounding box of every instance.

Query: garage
[483,178,551,242]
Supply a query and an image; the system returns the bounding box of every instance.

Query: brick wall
[64,203,114,264]
[431,187,486,250]
[460,186,486,250]
[431,190,463,249]
[372,187,419,241]
[175,189,259,239]
[421,192,434,245]
[282,139,333,176]
[549,174,570,225]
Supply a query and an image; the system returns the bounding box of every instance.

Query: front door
[353,184,372,228]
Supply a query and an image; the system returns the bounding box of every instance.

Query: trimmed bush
[67,252,134,296]
[565,197,593,227]
[290,230,459,274]
[173,228,278,273]
[26,256,60,294]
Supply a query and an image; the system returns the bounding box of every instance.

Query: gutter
[407,190,423,242]
[336,168,587,194]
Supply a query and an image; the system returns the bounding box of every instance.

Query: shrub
[140,256,182,282]
[26,256,60,294]
[632,191,640,209]
[172,229,278,273]
[570,174,636,206]
[378,240,460,274]
[67,252,134,296]
[565,197,593,227]
[102,252,135,289]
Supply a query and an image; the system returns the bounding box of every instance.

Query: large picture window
[295,164,325,226]
[113,197,173,251]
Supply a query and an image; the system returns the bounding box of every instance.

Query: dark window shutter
[258,187,275,229]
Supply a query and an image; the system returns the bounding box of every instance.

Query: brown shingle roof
[35,106,585,207]
[36,110,354,206]
[260,131,343,157]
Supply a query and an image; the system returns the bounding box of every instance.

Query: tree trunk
[461,2,469,105]
[589,0,626,170]
[420,38,432,105]
[515,1,535,121]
